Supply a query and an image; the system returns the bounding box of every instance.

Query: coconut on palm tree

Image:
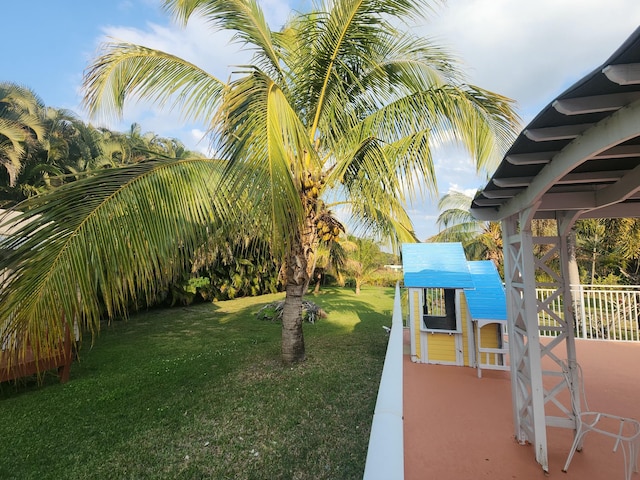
[0,0,518,365]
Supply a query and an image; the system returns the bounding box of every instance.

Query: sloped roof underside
[471,27,640,222]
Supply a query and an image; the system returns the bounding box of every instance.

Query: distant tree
[312,240,347,294]
[574,218,640,284]
[430,191,483,243]
[430,191,503,269]
[0,82,45,186]
[342,235,385,295]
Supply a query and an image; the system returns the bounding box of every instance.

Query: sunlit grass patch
[0,286,393,480]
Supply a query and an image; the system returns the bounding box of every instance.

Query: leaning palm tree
[0,0,518,366]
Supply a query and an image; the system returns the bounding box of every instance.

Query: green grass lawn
[0,286,395,480]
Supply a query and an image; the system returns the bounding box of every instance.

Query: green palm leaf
[0,158,230,363]
[83,43,225,125]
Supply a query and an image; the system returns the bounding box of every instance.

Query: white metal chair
[561,360,640,480]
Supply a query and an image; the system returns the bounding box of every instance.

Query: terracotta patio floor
[403,329,640,479]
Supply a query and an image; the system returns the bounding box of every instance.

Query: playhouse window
[422,288,458,331]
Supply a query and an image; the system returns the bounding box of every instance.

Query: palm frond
[162,0,284,79]
[213,69,316,256]
[0,158,230,361]
[83,42,224,125]
[343,197,418,252]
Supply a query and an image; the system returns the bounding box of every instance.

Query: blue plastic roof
[402,243,474,288]
[402,243,506,322]
[465,261,507,322]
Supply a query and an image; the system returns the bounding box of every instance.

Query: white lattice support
[530,245,573,431]
[532,217,580,432]
[556,212,582,437]
[503,213,549,472]
[503,215,523,442]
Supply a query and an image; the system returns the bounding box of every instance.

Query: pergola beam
[552,92,640,115]
[603,63,640,85]
[594,162,640,208]
[472,100,640,221]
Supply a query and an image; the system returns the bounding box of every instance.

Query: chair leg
[631,439,640,475]
[563,427,586,473]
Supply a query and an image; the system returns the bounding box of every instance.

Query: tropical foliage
[0,0,519,366]
[0,82,200,208]
[574,218,640,284]
[185,233,282,302]
[430,191,504,268]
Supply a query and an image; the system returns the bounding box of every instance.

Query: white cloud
[446,185,477,199]
[422,0,640,121]
[101,15,245,81]
[87,4,299,151]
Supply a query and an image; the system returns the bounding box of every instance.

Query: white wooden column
[504,210,586,473]
[503,212,548,472]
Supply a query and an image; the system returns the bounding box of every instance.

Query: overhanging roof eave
[473,100,640,222]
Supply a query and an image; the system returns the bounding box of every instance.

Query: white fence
[537,285,640,341]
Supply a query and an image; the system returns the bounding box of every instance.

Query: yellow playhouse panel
[477,323,502,366]
[459,292,471,366]
[427,334,457,363]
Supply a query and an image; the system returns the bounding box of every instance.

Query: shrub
[256,300,327,324]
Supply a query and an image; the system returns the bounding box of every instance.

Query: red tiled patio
[403,331,640,479]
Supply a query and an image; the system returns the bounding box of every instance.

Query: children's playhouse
[402,242,509,377]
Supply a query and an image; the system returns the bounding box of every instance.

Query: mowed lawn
[0,286,394,480]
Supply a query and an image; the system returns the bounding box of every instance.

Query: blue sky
[3,2,165,109]
[2,0,640,239]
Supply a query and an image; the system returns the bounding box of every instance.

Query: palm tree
[607,219,640,282]
[430,191,484,243]
[0,0,518,365]
[342,235,385,295]
[312,240,347,294]
[0,82,45,187]
[430,191,503,265]
[573,218,640,283]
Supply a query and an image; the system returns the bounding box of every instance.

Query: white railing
[537,285,640,341]
[363,282,404,480]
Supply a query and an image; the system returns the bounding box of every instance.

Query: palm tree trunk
[282,280,306,363]
[281,238,312,363]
